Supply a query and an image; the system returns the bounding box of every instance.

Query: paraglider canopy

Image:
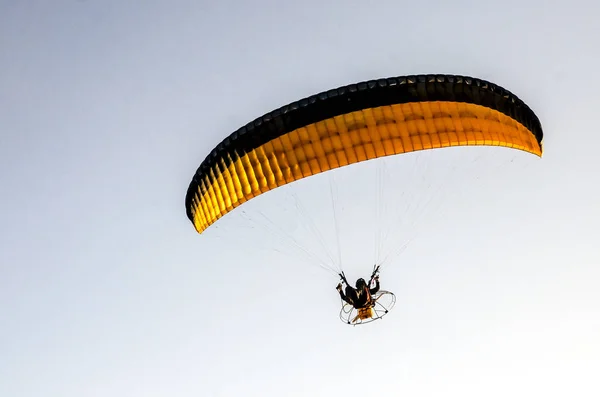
[185,74,543,235]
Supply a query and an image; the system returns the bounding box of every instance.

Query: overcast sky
[1,1,599,396]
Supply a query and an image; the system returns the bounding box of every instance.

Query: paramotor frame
[339,290,396,326]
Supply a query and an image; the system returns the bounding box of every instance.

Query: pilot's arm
[369,277,380,294]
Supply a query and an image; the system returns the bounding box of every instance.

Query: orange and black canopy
[185,74,543,233]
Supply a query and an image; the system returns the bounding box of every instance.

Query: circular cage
[339,290,396,325]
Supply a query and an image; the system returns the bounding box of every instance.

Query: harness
[339,265,380,311]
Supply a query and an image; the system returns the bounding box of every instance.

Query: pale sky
[1,1,599,396]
